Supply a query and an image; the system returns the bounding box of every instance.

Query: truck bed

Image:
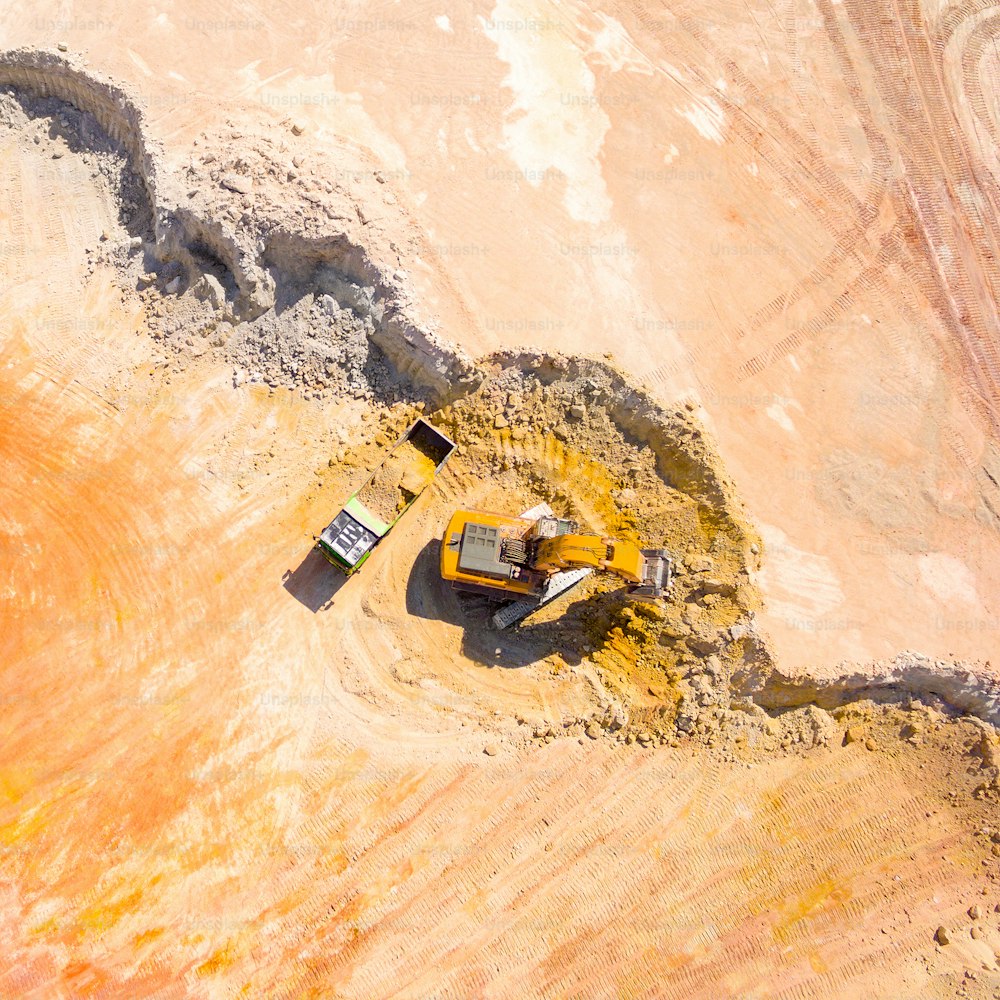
[317,418,456,574]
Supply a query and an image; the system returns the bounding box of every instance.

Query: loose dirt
[356,436,440,523]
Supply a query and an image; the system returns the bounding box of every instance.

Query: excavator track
[491,568,592,630]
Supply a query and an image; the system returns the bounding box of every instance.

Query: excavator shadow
[282,546,349,613]
[405,540,466,627]
[406,540,586,669]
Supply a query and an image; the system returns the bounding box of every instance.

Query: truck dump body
[317,418,455,574]
[356,435,441,523]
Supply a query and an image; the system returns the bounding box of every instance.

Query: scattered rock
[935,926,950,946]
[704,655,723,678]
[844,726,864,745]
[493,414,509,429]
[969,905,982,920]
[686,634,719,656]
[193,273,226,310]
[220,173,253,195]
[568,402,586,419]
[865,738,878,752]
[585,723,601,740]
[684,555,714,573]
[634,601,666,622]
[483,744,499,757]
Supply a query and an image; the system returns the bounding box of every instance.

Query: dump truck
[317,418,456,575]
[440,504,672,628]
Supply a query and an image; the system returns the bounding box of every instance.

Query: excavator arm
[533,534,670,597]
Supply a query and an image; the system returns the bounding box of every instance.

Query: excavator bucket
[629,549,672,600]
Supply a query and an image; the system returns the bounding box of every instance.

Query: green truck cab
[316,418,456,575]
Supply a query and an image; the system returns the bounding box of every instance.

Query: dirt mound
[412,357,768,738]
[357,436,439,523]
[0,48,478,400]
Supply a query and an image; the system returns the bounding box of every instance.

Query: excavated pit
[416,357,767,737]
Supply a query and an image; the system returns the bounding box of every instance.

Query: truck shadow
[282,546,349,612]
[405,540,585,669]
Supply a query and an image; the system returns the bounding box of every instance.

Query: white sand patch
[464,127,483,153]
[758,524,846,624]
[676,95,725,143]
[918,552,980,606]
[586,12,653,75]
[435,14,452,32]
[482,0,612,224]
[127,49,154,76]
[0,516,24,537]
[765,402,796,433]
[663,144,679,165]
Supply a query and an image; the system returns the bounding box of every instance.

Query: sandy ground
[1,0,1000,996]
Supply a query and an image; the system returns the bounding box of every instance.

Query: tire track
[935,0,1000,47]
[960,14,1000,156]
[616,0,898,388]
[736,0,894,339]
[734,230,903,382]
[843,0,1000,428]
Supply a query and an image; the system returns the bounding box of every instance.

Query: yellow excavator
[440,503,672,628]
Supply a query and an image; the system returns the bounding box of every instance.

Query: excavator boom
[532,534,643,582]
